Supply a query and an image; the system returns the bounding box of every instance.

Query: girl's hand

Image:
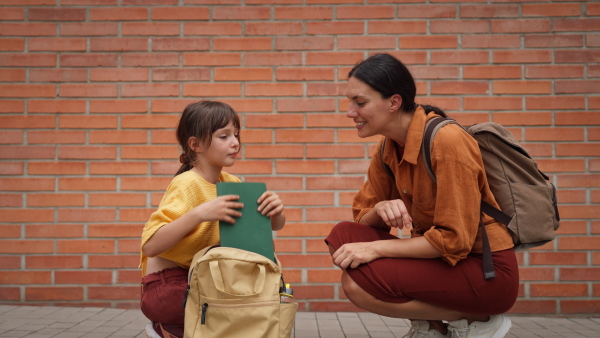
[257,191,284,218]
[375,199,412,229]
[196,194,243,224]
[332,242,379,269]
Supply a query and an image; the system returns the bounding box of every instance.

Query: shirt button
[403,189,408,194]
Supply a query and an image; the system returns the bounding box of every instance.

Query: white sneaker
[403,320,450,338]
[447,315,511,338]
[145,322,161,338]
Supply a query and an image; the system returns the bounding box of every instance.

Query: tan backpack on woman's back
[183,246,297,338]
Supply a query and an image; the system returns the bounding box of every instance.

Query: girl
[140,100,286,338]
[325,54,519,338]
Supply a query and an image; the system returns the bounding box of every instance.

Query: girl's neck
[191,165,222,184]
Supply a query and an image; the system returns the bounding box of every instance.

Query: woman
[325,53,519,338]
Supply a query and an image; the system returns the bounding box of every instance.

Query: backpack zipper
[200,300,278,325]
[201,303,208,325]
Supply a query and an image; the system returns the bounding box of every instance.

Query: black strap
[480,215,496,280]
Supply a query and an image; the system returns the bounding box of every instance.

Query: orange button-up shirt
[352,106,514,266]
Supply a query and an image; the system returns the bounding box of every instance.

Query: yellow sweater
[140,170,241,275]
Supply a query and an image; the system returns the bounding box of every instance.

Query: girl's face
[345,76,394,138]
[200,120,240,169]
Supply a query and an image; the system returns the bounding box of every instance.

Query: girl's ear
[390,94,403,112]
[188,136,203,153]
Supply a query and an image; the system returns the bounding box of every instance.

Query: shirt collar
[383,106,441,166]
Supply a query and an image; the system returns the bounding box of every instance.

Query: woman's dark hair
[175,100,241,176]
[348,53,447,117]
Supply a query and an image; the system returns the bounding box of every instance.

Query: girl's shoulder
[219,171,241,183]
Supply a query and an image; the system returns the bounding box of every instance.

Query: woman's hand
[332,242,379,269]
[195,194,243,224]
[257,191,284,218]
[375,199,412,229]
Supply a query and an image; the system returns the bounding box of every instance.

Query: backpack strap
[422,116,499,280]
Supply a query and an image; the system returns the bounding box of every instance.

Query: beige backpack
[183,246,297,338]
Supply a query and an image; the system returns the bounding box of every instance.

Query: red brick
[368,20,427,34]
[307,269,342,283]
[275,160,334,174]
[89,130,147,144]
[26,256,83,269]
[275,130,334,143]
[0,100,24,113]
[0,131,23,145]
[526,127,583,141]
[277,67,335,81]
[59,84,118,97]
[0,271,50,284]
[28,193,85,207]
[151,7,209,20]
[462,35,521,49]
[556,80,600,94]
[554,18,600,32]
[245,145,304,159]
[88,255,139,269]
[0,225,20,239]
[183,83,241,97]
[88,224,144,238]
[527,96,586,110]
[29,8,86,21]
[275,37,334,51]
[276,6,333,20]
[90,38,148,51]
[305,51,364,66]
[58,146,117,160]
[508,300,556,314]
[184,23,242,36]
[89,99,148,113]
[526,65,584,79]
[529,252,588,266]
[29,37,86,51]
[28,162,86,175]
[90,7,148,21]
[241,22,299,37]
[0,23,57,36]
[400,36,458,49]
[0,69,25,82]
[561,268,600,281]
[28,130,86,144]
[431,20,489,34]
[26,287,83,301]
[122,22,180,36]
[245,114,303,128]
[60,22,118,36]
[0,194,22,207]
[0,38,24,51]
[56,239,115,254]
[0,240,53,254]
[338,36,396,50]
[557,144,600,157]
[0,84,56,98]
[89,193,146,207]
[214,37,272,51]
[26,224,84,238]
[88,286,139,300]
[0,287,20,300]
[214,67,272,81]
[152,37,210,51]
[152,68,209,82]
[0,178,55,191]
[460,4,519,18]
[55,271,113,284]
[58,209,116,223]
[561,300,600,314]
[0,7,24,20]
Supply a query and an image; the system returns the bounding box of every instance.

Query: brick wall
[0,0,598,316]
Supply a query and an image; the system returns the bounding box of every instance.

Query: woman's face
[346,76,394,139]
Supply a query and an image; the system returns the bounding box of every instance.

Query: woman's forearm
[374,236,442,259]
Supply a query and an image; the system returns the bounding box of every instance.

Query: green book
[216,182,275,262]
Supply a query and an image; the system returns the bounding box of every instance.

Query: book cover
[216,182,275,262]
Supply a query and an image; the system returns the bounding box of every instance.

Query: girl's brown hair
[175,100,241,176]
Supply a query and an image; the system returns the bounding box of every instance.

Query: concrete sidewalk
[1,305,599,337]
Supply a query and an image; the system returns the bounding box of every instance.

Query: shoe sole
[491,316,511,338]
[145,322,161,338]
